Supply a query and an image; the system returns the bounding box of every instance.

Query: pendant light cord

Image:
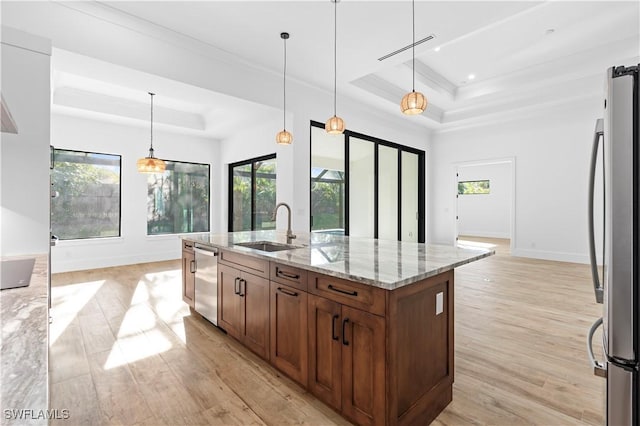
[149,92,155,153]
[283,36,287,130]
[412,0,415,92]
[333,0,337,117]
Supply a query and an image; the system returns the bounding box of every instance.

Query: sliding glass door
[349,137,375,238]
[310,126,345,233]
[229,154,277,231]
[378,145,399,240]
[310,121,425,242]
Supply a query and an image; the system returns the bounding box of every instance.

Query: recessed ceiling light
[434,46,441,52]
[545,28,555,35]
[468,74,475,80]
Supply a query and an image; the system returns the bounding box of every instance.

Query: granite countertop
[0,254,49,426]
[183,231,493,290]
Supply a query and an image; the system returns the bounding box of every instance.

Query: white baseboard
[511,248,589,265]
[52,250,180,274]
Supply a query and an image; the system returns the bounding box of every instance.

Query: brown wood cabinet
[308,294,386,426]
[270,282,308,385]
[181,240,195,308]
[206,247,455,426]
[218,262,270,359]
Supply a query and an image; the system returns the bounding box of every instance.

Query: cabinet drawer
[308,273,386,316]
[270,262,308,292]
[182,240,194,252]
[219,250,269,278]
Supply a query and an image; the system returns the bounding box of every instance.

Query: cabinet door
[308,294,342,410]
[241,272,270,359]
[218,264,242,340]
[182,249,195,308]
[270,282,308,385]
[341,306,386,426]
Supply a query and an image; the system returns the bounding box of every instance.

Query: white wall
[1,27,51,256]
[430,99,603,263]
[457,162,511,239]
[50,113,219,273]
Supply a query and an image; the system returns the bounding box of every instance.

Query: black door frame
[228,153,277,232]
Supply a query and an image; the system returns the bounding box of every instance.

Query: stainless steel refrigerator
[588,64,639,425]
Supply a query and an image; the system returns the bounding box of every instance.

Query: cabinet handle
[342,318,349,346]
[277,268,300,280]
[190,260,196,273]
[234,277,240,295]
[277,287,298,297]
[239,278,245,297]
[331,314,340,341]
[328,284,358,297]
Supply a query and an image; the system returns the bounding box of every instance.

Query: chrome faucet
[272,202,296,243]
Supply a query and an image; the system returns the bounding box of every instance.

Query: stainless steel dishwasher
[193,244,218,326]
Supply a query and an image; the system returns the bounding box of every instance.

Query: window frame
[51,147,122,241]
[146,159,211,236]
[228,153,277,232]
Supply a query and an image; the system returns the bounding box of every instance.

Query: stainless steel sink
[235,240,303,252]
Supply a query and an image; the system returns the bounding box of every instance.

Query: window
[51,149,121,240]
[229,154,277,231]
[147,161,210,235]
[458,180,490,195]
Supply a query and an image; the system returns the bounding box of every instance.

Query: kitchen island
[182,231,492,426]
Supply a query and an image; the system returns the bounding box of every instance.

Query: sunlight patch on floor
[49,280,104,344]
[103,278,179,369]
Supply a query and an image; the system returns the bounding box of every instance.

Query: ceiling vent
[378,34,436,62]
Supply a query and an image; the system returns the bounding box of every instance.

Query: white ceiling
[47,1,640,134]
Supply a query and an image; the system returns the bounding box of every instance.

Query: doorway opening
[455,158,515,256]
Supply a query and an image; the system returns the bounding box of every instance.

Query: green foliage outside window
[311,168,344,231]
[51,149,121,240]
[458,180,490,195]
[147,161,210,235]
[231,157,276,231]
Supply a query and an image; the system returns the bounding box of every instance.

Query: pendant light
[325,0,345,134]
[137,92,166,173]
[400,0,427,115]
[276,32,293,145]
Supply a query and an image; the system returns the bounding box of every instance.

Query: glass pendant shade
[276,129,293,145]
[400,90,427,115]
[325,115,345,134]
[137,149,166,173]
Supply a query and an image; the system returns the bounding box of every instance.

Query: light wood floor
[50,240,605,425]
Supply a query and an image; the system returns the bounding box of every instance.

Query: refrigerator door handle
[587,317,607,378]
[587,118,604,304]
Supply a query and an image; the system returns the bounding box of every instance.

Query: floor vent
[377,34,436,61]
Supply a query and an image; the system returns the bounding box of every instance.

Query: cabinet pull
[331,314,340,341]
[328,284,358,297]
[342,318,349,346]
[190,260,196,273]
[234,277,240,295]
[277,287,298,297]
[239,278,245,297]
[277,268,300,280]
